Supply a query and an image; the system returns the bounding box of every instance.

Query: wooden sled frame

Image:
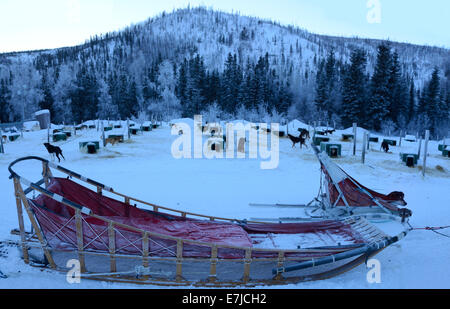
[8,156,407,287]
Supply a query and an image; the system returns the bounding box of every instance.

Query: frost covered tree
[52,65,76,124]
[8,65,43,121]
[96,78,118,120]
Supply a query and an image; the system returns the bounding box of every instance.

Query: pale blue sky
[0,0,449,53]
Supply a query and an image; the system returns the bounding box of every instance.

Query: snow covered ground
[0,122,449,289]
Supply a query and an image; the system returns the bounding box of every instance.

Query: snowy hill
[1,7,448,86]
[0,7,448,137]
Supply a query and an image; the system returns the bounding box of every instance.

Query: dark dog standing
[288,134,308,149]
[43,143,65,162]
[381,141,390,153]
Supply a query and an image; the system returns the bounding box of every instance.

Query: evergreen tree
[423,68,442,134]
[368,43,392,131]
[39,70,55,116]
[315,49,337,120]
[0,79,11,123]
[407,79,416,123]
[341,49,368,128]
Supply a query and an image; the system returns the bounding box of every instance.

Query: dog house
[404,135,416,142]
[272,130,286,138]
[400,153,418,167]
[342,134,354,141]
[207,138,224,153]
[443,147,450,158]
[63,131,72,138]
[141,122,153,132]
[438,139,450,151]
[313,135,330,146]
[8,133,20,142]
[369,137,379,143]
[320,142,342,158]
[383,139,397,146]
[52,133,67,143]
[79,141,100,154]
[152,124,159,129]
[129,128,140,135]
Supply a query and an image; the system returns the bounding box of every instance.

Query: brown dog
[43,143,65,162]
[105,136,122,146]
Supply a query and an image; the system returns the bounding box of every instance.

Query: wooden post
[367,132,371,150]
[399,130,403,147]
[176,240,183,282]
[362,132,368,164]
[101,122,106,147]
[15,179,56,269]
[0,133,4,154]
[108,222,116,273]
[275,251,285,281]
[14,180,29,264]
[75,210,86,273]
[42,161,53,188]
[142,232,149,280]
[127,119,130,140]
[417,137,422,159]
[353,123,357,156]
[243,249,252,283]
[422,130,430,177]
[47,127,50,143]
[209,245,218,283]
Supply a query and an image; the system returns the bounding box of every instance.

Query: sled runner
[7,156,409,286]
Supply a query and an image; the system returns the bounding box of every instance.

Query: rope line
[407,223,450,239]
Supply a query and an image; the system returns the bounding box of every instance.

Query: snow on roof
[169,118,195,126]
[82,120,96,126]
[34,110,50,116]
[23,121,40,130]
[288,119,309,130]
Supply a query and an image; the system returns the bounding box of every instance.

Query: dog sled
[251,144,412,223]
[5,156,411,286]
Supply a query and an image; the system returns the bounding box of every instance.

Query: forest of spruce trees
[0,7,449,137]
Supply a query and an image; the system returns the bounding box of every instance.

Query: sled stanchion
[243,249,252,283]
[75,210,86,273]
[209,245,218,283]
[15,178,56,269]
[142,232,149,280]
[42,161,52,188]
[108,222,116,273]
[176,240,183,282]
[275,251,285,280]
[97,186,102,195]
[14,179,29,264]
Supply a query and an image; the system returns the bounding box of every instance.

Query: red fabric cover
[30,178,366,259]
[322,166,401,212]
[32,178,252,257]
